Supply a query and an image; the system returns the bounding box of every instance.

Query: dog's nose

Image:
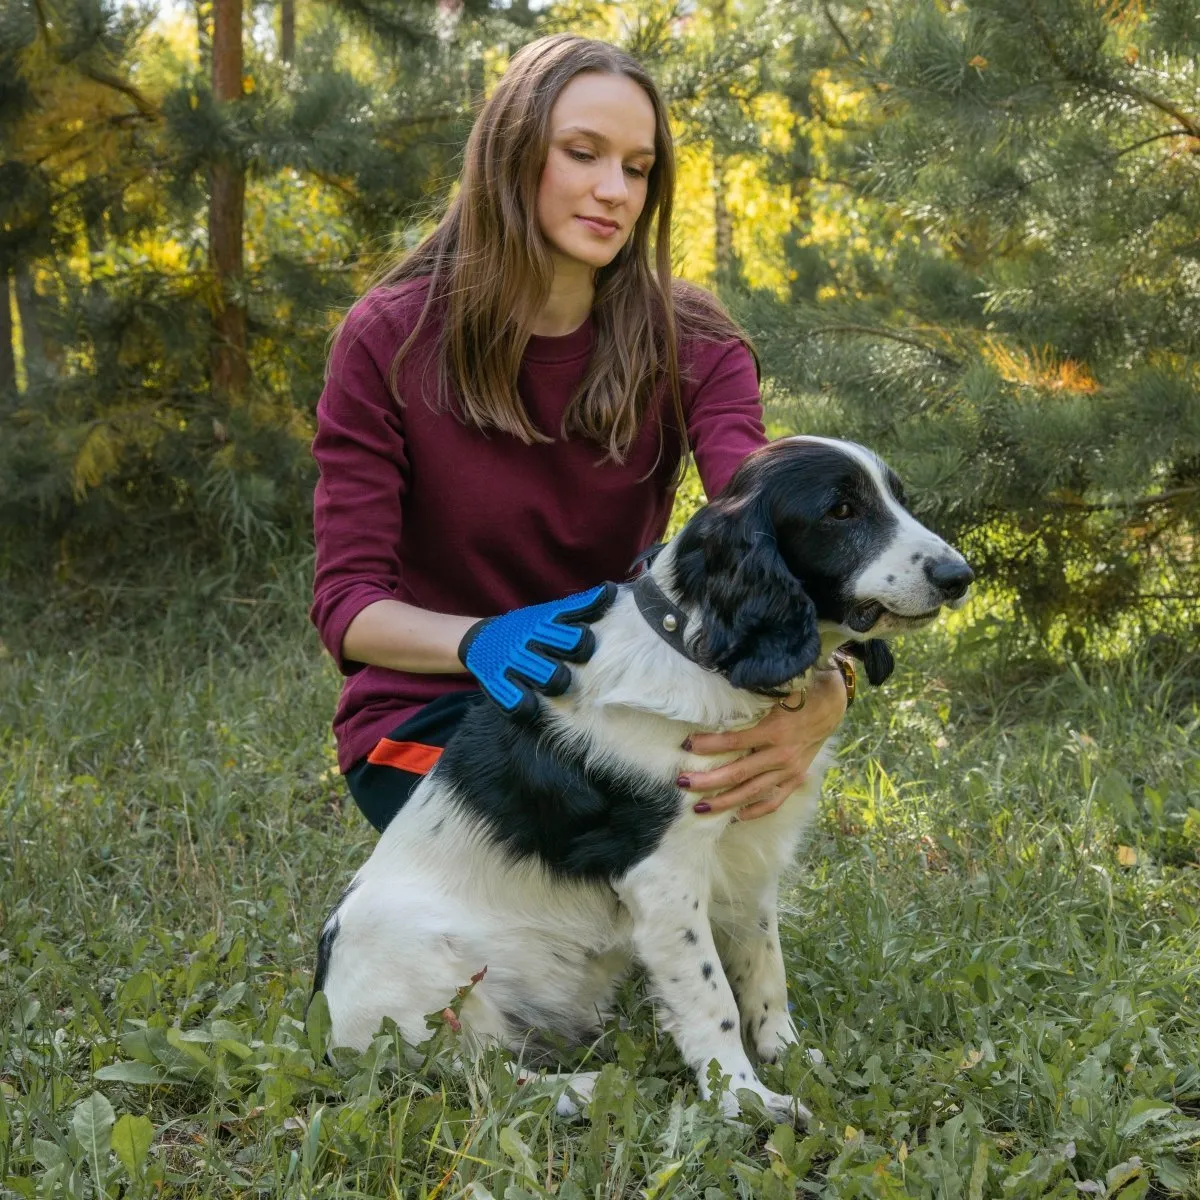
[925,559,974,600]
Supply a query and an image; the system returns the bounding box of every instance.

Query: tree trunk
[14,267,52,381]
[0,269,15,397]
[708,0,735,289]
[209,0,248,403]
[280,0,294,64]
[713,168,734,284]
[194,0,212,77]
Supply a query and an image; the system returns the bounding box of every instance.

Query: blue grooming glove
[457,583,617,719]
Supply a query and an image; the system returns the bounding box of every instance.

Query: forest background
[2,1,1199,1197]
[3,0,1199,644]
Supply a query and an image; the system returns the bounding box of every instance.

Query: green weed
[1,571,1197,1197]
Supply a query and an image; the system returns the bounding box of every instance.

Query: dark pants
[344,691,482,832]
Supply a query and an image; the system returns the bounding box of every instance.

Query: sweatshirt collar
[524,316,594,364]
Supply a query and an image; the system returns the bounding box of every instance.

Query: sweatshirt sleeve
[683,338,768,499]
[310,296,411,674]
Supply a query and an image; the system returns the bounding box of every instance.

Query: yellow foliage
[10,20,164,220]
[983,337,1100,395]
[671,142,717,284]
[726,157,795,295]
[72,424,121,499]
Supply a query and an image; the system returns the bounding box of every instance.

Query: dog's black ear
[843,639,894,686]
[672,500,821,694]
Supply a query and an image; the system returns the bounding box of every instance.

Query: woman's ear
[672,500,822,694]
[843,639,895,686]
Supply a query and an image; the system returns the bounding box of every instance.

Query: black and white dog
[313,437,972,1122]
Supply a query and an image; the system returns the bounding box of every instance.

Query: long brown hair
[342,33,753,465]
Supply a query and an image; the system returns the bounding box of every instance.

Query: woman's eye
[828,502,855,520]
[565,149,647,178]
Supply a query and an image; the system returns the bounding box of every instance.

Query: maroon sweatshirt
[311,279,767,772]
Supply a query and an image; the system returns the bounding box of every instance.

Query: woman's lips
[577,216,619,237]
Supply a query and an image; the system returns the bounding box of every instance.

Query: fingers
[692,770,796,818]
[681,747,789,794]
[736,792,789,821]
[684,724,765,756]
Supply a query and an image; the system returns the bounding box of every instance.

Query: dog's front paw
[705,1073,811,1126]
[727,1082,811,1126]
[751,1012,799,1064]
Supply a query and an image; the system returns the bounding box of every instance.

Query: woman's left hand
[678,666,849,821]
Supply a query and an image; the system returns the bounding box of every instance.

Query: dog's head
[669,437,973,694]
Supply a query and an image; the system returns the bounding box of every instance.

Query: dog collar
[628,571,702,664]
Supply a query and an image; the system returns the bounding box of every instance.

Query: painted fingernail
[693,802,711,814]
[676,775,692,789]
[681,737,693,751]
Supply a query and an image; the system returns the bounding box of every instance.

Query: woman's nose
[593,159,628,202]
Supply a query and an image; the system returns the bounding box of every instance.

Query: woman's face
[536,71,658,276]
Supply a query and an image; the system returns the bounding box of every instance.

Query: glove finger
[554,581,618,625]
[486,672,526,714]
[509,643,559,688]
[531,617,585,656]
[535,625,595,666]
[508,660,571,699]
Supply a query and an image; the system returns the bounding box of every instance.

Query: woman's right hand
[457,583,617,719]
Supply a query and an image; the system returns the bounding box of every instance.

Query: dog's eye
[828,502,855,520]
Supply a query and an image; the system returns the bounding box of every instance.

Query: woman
[311,33,849,833]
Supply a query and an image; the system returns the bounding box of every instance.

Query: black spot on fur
[739,1072,747,1081]
[763,1002,769,1010]
[702,962,713,979]
[438,705,679,880]
[843,639,895,686]
[693,899,699,910]
[721,1019,735,1032]
[758,917,770,931]
[911,552,921,563]
[885,574,895,584]
[683,929,698,944]
[311,917,338,1000]
[310,880,359,1003]
[759,1014,768,1028]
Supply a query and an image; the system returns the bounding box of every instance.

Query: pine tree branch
[1109,129,1198,162]
[1048,486,1199,514]
[819,3,884,95]
[30,113,158,170]
[1112,81,1200,142]
[76,63,158,117]
[807,323,962,367]
[666,40,781,105]
[1025,4,1200,141]
[984,129,1198,201]
[820,2,859,61]
[306,168,360,202]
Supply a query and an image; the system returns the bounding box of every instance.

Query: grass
[1,563,1198,1198]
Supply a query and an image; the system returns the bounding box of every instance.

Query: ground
[1,570,1198,1198]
